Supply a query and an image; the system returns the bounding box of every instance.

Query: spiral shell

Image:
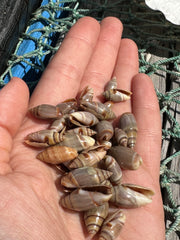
[36,145,78,164]
[103,89,132,102]
[80,101,116,120]
[99,209,126,240]
[84,202,109,238]
[49,116,67,132]
[69,111,99,127]
[60,188,112,211]
[110,183,154,208]
[104,155,122,185]
[66,126,96,136]
[61,167,113,188]
[56,98,78,114]
[79,85,94,102]
[29,104,62,119]
[118,112,138,148]
[105,76,117,90]
[95,120,114,142]
[108,145,143,170]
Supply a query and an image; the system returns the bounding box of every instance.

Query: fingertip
[100,16,123,31]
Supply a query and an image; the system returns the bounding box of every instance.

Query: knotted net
[0,0,179,239]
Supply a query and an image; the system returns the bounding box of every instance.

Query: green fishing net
[0,0,179,239]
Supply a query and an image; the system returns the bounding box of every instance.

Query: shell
[84,202,109,238]
[108,145,142,170]
[95,120,114,142]
[79,85,94,102]
[99,209,126,240]
[60,188,112,211]
[68,149,107,169]
[80,101,116,120]
[118,112,138,148]
[29,104,62,119]
[110,183,154,208]
[105,76,117,90]
[56,98,78,114]
[66,126,96,136]
[36,145,78,164]
[69,111,99,127]
[103,89,132,102]
[49,116,67,132]
[58,133,95,152]
[61,167,112,188]
[114,128,128,147]
[25,129,65,147]
[104,155,122,185]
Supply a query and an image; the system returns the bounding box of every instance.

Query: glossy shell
[69,111,99,127]
[110,183,154,208]
[61,167,112,188]
[68,149,106,169]
[58,133,95,152]
[60,188,112,211]
[36,145,78,164]
[104,155,122,185]
[80,101,116,120]
[103,89,132,102]
[114,128,128,147]
[84,202,109,237]
[95,120,114,142]
[56,98,78,114]
[66,126,96,136]
[118,112,138,148]
[29,104,62,119]
[108,145,143,170]
[49,117,67,132]
[99,209,126,240]
[105,76,117,90]
[79,85,94,102]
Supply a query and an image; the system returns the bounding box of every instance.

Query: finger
[80,17,123,101]
[112,39,139,118]
[132,73,162,181]
[0,77,29,174]
[29,17,100,106]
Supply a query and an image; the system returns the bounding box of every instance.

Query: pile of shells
[25,77,154,240]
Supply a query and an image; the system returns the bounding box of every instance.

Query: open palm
[0,17,165,240]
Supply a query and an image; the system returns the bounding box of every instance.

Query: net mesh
[0,0,179,239]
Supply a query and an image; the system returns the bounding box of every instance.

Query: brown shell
[29,104,62,119]
[114,128,128,147]
[118,112,138,148]
[69,111,99,127]
[110,183,154,208]
[95,120,114,142]
[61,167,113,188]
[36,145,78,164]
[105,76,117,90]
[84,202,109,238]
[108,145,142,170]
[99,209,126,240]
[60,188,112,211]
[79,85,94,102]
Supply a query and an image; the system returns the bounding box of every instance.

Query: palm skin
[0,17,165,240]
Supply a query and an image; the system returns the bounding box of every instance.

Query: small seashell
[84,202,109,238]
[79,85,94,102]
[108,145,142,170]
[29,104,62,119]
[103,89,132,102]
[118,112,138,148]
[110,183,154,208]
[95,120,114,142]
[80,101,116,120]
[60,188,112,211]
[104,155,122,185]
[99,209,126,240]
[58,133,95,152]
[56,98,78,114]
[105,76,117,90]
[66,126,96,136]
[114,128,128,147]
[36,145,78,164]
[49,116,67,132]
[61,167,113,188]
[69,111,99,127]
[68,149,106,169]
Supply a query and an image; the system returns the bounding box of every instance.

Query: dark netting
[0,0,179,239]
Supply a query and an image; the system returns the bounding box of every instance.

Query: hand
[0,17,165,240]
